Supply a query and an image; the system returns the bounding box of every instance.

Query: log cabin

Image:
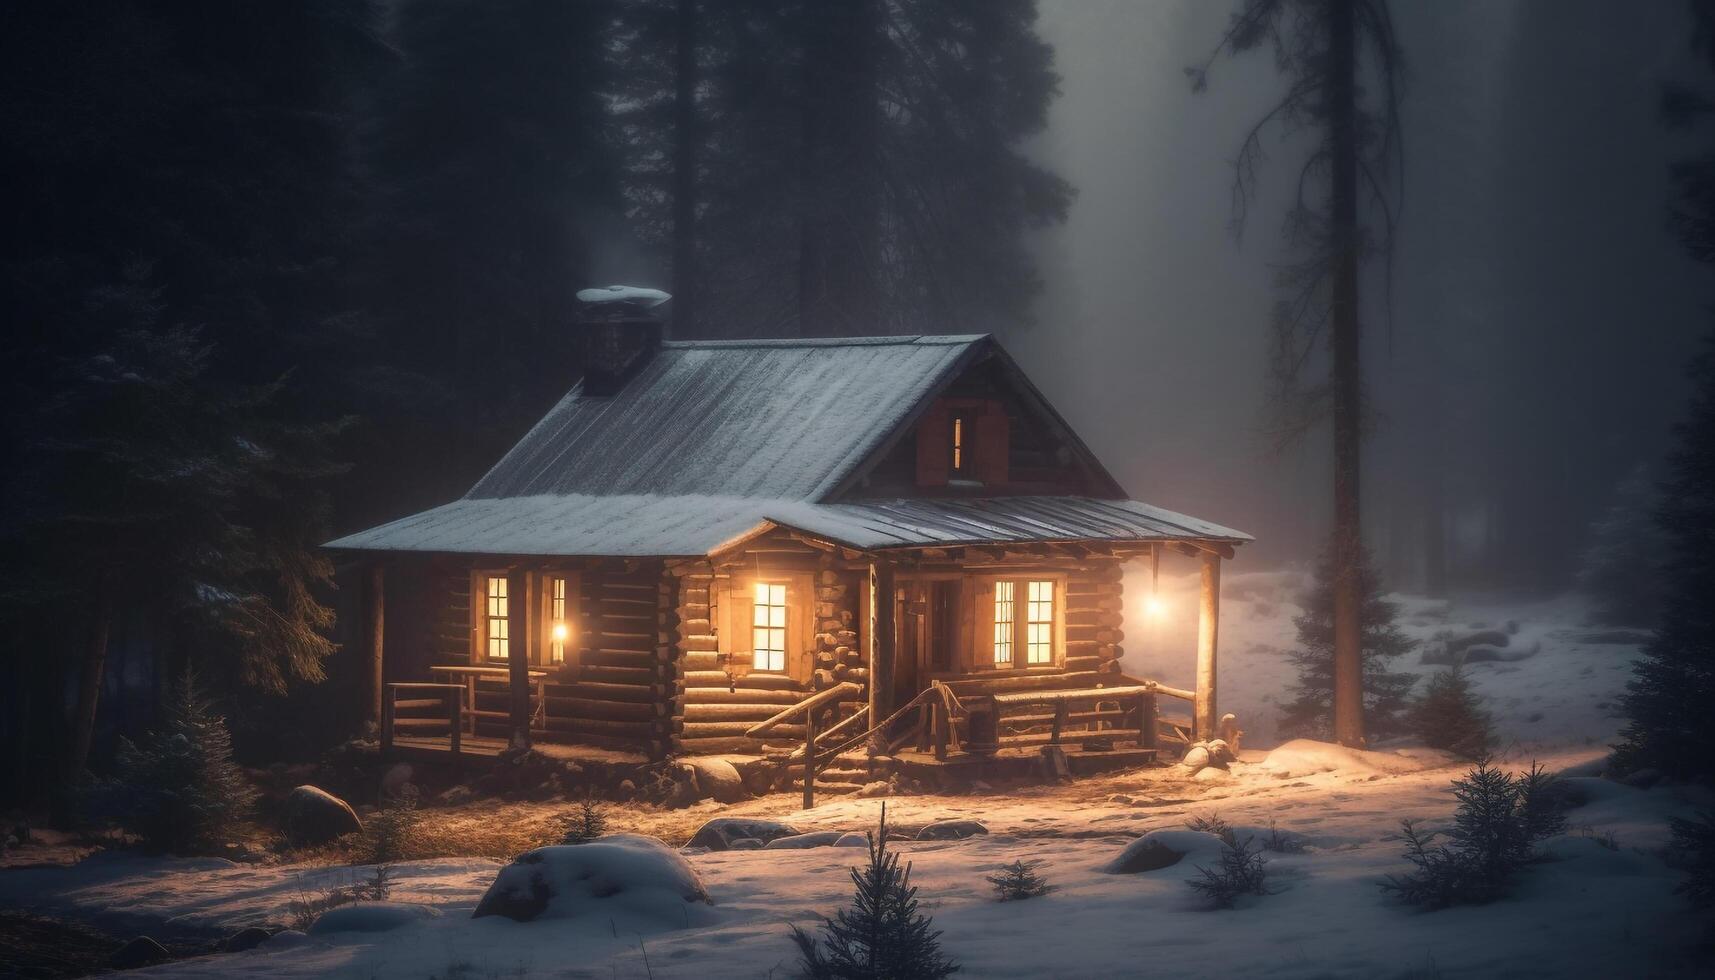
[325,295,1251,787]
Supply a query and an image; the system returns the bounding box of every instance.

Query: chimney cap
[576,284,671,309]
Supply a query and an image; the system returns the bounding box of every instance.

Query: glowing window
[1026,580,1055,664]
[485,576,509,660]
[752,582,787,672]
[548,576,568,664]
[950,412,975,477]
[993,581,1015,665]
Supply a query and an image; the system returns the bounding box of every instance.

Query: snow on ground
[1123,565,1643,753]
[4,585,1707,978]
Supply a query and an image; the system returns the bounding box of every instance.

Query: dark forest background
[2,0,1712,807]
[0,0,1071,804]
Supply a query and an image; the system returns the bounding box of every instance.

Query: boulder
[916,819,988,841]
[1180,745,1211,771]
[108,936,170,970]
[221,926,273,952]
[438,785,474,806]
[834,832,870,848]
[380,763,415,800]
[727,837,764,850]
[685,817,799,851]
[1103,829,1228,875]
[855,780,892,798]
[283,785,363,846]
[682,758,745,803]
[764,831,845,849]
[309,902,439,935]
[472,835,711,926]
[1204,739,1235,767]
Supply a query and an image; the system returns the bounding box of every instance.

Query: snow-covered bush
[560,798,607,844]
[1407,668,1493,760]
[790,803,958,979]
[1278,543,1417,741]
[1184,813,1237,847]
[84,670,256,854]
[1185,836,1270,909]
[472,835,711,925]
[986,860,1054,901]
[1380,761,1567,909]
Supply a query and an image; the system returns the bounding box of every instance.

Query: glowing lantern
[1145,594,1168,619]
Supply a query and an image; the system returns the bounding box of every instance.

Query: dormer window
[950,411,975,478]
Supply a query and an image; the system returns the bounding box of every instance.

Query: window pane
[1026,580,1054,664]
[485,575,510,660]
[752,583,788,672]
[993,581,1015,665]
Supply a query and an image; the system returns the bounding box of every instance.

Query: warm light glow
[1145,595,1167,619]
[551,622,569,643]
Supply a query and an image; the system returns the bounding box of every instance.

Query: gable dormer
[914,397,1010,489]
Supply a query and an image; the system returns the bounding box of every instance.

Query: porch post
[1195,550,1221,741]
[866,557,895,743]
[508,568,533,749]
[365,562,385,729]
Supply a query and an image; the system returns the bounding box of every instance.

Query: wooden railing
[745,682,864,809]
[381,682,467,757]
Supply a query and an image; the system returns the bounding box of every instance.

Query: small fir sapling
[790,803,959,979]
[86,670,257,854]
[1408,668,1494,760]
[1278,542,1418,741]
[1186,836,1270,909]
[1381,760,1568,909]
[986,860,1055,901]
[560,797,608,844]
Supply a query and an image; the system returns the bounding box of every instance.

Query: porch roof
[323,493,1250,558]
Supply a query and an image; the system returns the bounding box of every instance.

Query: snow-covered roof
[324,494,1251,558]
[325,333,1254,556]
[467,335,981,500]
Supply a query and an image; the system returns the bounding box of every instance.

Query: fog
[1004,0,1713,589]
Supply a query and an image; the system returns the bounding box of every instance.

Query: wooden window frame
[970,572,1066,671]
[715,570,814,682]
[472,570,512,663]
[949,410,976,479]
[539,571,582,666]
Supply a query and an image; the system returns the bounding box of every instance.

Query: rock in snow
[108,936,170,969]
[473,835,710,925]
[916,819,988,841]
[685,817,799,851]
[834,832,870,847]
[309,902,440,934]
[1103,829,1229,875]
[282,785,363,846]
[763,831,846,849]
[680,758,746,803]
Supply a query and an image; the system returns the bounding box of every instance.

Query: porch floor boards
[386,733,650,766]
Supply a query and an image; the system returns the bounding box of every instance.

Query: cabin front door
[894,579,961,710]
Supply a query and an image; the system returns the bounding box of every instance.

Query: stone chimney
[575,285,670,397]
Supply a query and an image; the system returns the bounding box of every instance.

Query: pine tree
[560,798,608,844]
[791,803,958,980]
[1575,464,1666,628]
[1408,668,1493,760]
[1278,542,1418,742]
[985,860,1054,901]
[91,671,258,854]
[1615,326,1715,780]
[1194,0,1404,748]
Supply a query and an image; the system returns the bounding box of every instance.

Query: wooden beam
[867,556,896,742]
[1195,551,1221,741]
[507,569,533,749]
[365,562,385,728]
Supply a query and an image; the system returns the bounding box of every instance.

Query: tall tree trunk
[1328,0,1366,748]
[68,587,115,779]
[670,0,699,338]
